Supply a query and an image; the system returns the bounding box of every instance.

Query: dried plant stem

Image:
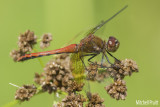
[2,100,20,107]
[2,88,43,107]
[37,38,42,43]
[33,48,44,68]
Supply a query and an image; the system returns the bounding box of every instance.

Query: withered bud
[105,79,127,100]
[86,92,105,107]
[86,62,109,82]
[108,59,139,81]
[18,30,37,53]
[15,84,37,101]
[67,81,84,94]
[34,72,45,85]
[40,56,73,94]
[40,33,52,49]
[10,49,25,62]
[61,93,86,107]
[87,63,98,81]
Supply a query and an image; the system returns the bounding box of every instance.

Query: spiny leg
[88,53,112,68]
[81,53,111,69]
[106,51,120,63]
[104,52,120,69]
[80,53,97,65]
[99,53,113,68]
[79,52,92,94]
[104,53,113,65]
[80,56,88,71]
[80,53,99,70]
[87,54,98,63]
[101,54,104,67]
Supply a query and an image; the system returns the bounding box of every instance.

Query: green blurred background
[0,0,160,107]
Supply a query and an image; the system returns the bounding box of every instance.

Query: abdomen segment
[17,44,78,61]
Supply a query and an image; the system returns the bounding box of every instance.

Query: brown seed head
[34,72,45,85]
[18,30,37,53]
[107,59,139,81]
[87,62,109,82]
[36,54,73,94]
[105,79,127,100]
[67,81,84,94]
[40,33,52,49]
[87,63,98,81]
[10,49,25,62]
[86,92,105,107]
[15,84,37,101]
[61,93,86,107]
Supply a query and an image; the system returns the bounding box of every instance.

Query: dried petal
[40,33,52,49]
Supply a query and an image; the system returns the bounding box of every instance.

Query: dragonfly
[18,5,128,81]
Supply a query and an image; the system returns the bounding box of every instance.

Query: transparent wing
[63,25,96,46]
[64,5,128,46]
[70,52,85,83]
[88,5,128,35]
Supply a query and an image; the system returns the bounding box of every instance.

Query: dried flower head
[96,71,110,82]
[87,63,98,81]
[121,59,139,74]
[40,33,52,49]
[18,30,37,53]
[15,84,37,101]
[87,63,109,82]
[53,102,64,107]
[61,93,86,107]
[67,81,84,94]
[108,59,139,81]
[105,79,127,100]
[54,53,71,71]
[40,56,73,94]
[10,49,25,62]
[86,92,105,107]
[34,72,45,85]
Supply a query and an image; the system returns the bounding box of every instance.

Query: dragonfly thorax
[78,34,104,53]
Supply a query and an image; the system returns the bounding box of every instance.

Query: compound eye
[107,36,120,52]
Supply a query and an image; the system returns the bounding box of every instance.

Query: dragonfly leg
[99,54,114,68]
[80,56,88,71]
[101,54,104,67]
[104,52,121,69]
[80,53,98,71]
[98,54,113,68]
[81,53,111,68]
[106,51,120,63]
[104,53,120,69]
[104,53,113,65]
[80,53,98,63]
[87,54,111,68]
[87,54,98,63]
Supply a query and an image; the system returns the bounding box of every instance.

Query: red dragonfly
[18,5,128,79]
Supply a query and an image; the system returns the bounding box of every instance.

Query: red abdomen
[18,44,78,61]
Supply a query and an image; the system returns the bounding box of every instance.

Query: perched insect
[18,5,128,81]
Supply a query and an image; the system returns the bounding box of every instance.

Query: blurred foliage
[0,0,160,107]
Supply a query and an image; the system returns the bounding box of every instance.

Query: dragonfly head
[106,36,120,52]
